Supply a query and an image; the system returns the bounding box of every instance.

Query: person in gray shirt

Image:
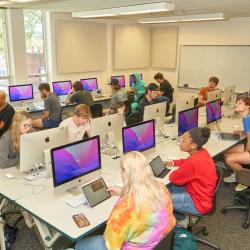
[0,111,32,169]
[65,81,94,107]
[32,83,62,129]
[109,79,128,106]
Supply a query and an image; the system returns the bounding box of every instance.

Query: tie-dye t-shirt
[104,185,175,250]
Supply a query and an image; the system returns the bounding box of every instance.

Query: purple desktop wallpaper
[178,108,198,136]
[123,122,155,153]
[206,100,221,124]
[53,81,71,95]
[80,79,98,91]
[111,76,125,88]
[52,138,100,186]
[129,74,142,86]
[9,85,33,101]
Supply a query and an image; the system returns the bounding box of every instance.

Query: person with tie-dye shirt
[75,151,175,250]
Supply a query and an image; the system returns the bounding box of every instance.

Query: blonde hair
[11,111,30,153]
[75,104,91,118]
[120,151,169,212]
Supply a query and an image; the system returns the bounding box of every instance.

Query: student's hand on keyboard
[107,186,122,196]
[164,160,174,167]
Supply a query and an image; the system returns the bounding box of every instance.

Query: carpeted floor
[7,169,250,250]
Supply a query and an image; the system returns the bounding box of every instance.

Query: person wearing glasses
[164,127,217,224]
[0,111,32,168]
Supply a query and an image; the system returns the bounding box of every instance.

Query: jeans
[168,184,200,220]
[75,235,107,250]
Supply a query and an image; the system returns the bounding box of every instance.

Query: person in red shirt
[165,127,218,220]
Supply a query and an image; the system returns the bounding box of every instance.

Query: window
[0,10,10,93]
[24,10,47,91]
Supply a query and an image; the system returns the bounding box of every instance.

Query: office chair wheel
[202,229,209,236]
[221,208,227,214]
[242,222,249,229]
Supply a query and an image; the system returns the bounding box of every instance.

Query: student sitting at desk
[106,101,125,116]
[109,79,128,106]
[138,83,159,116]
[0,111,32,168]
[224,97,250,191]
[75,151,176,250]
[32,83,62,129]
[65,81,94,107]
[165,127,217,223]
[130,73,147,112]
[0,90,15,138]
[198,76,219,106]
[59,104,91,143]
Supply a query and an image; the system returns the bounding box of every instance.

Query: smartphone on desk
[73,213,90,228]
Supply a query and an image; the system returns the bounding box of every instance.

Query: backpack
[173,227,198,250]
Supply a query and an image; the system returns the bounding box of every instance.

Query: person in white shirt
[59,104,91,143]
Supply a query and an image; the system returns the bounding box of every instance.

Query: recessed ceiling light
[72,2,175,19]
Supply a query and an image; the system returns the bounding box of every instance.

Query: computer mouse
[5,173,14,179]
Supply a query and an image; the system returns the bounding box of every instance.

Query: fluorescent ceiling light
[72,2,175,18]
[0,1,11,5]
[137,13,225,24]
[9,0,39,2]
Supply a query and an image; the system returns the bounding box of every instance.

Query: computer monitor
[236,92,249,101]
[178,107,199,137]
[80,78,98,91]
[111,75,125,88]
[51,136,101,194]
[175,96,194,123]
[143,102,167,127]
[207,89,222,103]
[52,80,72,96]
[223,85,235,106]
[206,99,222,124]
[122,119,155,155]
[129,74,143,86]
[8,84,33,102]
[20,127,68,173]
[90,113,124,145]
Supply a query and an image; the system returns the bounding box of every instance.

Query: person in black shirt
[154,72,173,103]
[0,91,15,137]
[138,83,159,116]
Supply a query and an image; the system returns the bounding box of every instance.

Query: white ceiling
[2,0,250,18]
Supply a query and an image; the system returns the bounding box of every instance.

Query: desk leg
[0,198,7,250]
[33,217,61,250]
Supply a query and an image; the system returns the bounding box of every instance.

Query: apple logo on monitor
[45,136,50,143]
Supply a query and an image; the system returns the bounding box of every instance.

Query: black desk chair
[154,229,174,250]
[90,104,103,118]
[221,166,250,229]
[175,168,223,250]
[124,100,132,117]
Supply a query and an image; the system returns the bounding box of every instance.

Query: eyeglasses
[22,124,32,129]
[180,137,193,144]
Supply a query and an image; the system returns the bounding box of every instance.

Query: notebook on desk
[221,132,241,141]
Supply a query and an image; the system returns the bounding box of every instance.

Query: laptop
[27,101,44,111]
[221,132,241,141]
[92,89,104,98]
[150,156,170,178]
[59,95,67,103]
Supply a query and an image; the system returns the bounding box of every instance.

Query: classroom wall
[149,17,250,98]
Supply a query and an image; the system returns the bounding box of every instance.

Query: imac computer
[129,74,142,86]
[52,80,72,96]
[51,136,101,194]
[20,127,68,173]
[122,119,155,155]
[175,96,194,123]
[80,78,98,91]
[236,92,249,101]
[111,75,125,88]
[90,113,124,146]
[178,107,199,137]
[8,84,33,103]
[207,90,222,103]
[223,85,235,106]
[206,99,222,125]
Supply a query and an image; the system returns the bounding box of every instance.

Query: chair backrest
[124,100,132,116]
[154,229,174,250]
[90,104,103,118]
[236,168,250,186]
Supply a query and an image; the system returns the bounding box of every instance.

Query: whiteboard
[178,45,250,92]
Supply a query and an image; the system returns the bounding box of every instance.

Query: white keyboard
[25,171,47,181]
[66,194,87,208]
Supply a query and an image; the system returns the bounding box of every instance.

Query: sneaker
[224,173,236,183]
[235,184,248,192]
